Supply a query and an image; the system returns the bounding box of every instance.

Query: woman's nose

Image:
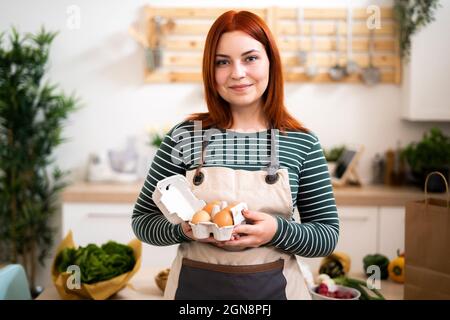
[231,62,246,80]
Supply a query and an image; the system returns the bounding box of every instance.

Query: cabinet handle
[87,213,131,219]
[341,216,369,222]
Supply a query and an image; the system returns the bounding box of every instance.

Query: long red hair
[187,10,308,133]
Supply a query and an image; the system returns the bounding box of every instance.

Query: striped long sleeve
[131,125,191,246]
[132,120,339,257]
[267,139,339,257]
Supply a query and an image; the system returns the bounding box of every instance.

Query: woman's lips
[229,84,253,92]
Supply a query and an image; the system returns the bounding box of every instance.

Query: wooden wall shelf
[131,6,401,84]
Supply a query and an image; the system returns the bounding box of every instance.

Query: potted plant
[324,145,346,176]
[401,127,450,192]
[0,27,79,296]
[148,125,170,149]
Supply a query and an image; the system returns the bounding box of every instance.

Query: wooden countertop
[36,267,403,300]
[62,181,447,206]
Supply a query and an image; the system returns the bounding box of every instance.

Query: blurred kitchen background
[1,0,449,299]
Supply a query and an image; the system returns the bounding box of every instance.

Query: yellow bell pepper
[388,250,405,283]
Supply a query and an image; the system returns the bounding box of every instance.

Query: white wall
[1,0,450,289]
[1,0,449,183]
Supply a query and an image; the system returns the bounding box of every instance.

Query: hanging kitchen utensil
[345,6,360,75]
[328,21,346,81]
[297,7,307,65]
[361,28,381,86]
[146,15,164,71]
[305,21,318,78]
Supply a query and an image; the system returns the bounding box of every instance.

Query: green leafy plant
[394,0,441,59]
[55,241,135,284]
[0,27,80,291]
[401,127,450,174]
[148,125,170,148]
[149,131,165,148]
[324,145,346,162]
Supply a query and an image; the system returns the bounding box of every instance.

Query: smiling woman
[132,10,339,301]
[214,31,270,124]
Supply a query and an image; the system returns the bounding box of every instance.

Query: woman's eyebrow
[215,49,260,58]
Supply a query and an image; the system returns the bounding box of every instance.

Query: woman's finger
[223,235,256,247]
[233,224,255,235]
[242,209,266,222]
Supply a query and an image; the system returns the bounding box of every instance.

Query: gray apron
[164,129,311,300]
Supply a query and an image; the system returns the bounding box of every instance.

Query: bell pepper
[388,250,405,283]
[319,252,351,278]
[363,254,390,280]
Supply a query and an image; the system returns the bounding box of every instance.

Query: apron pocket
[175,258,287,300]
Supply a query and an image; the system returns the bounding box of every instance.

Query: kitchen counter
[62,181,446,207]
[36,267,403,300]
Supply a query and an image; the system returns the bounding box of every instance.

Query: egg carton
[152,174,206,224]
[189,202,247,241]
[152,174,246,241]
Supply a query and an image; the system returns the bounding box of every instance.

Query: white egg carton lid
[189,202,247,241]
[152,174,206,224]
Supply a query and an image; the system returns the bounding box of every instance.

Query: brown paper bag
[51,231,142,300]
[404,172,450,300]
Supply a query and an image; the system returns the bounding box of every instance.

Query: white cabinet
[378,207,405,261]
[335,207,378,274]
[401,1,450,121]
[301,206,405,275]
[62,203,178,268]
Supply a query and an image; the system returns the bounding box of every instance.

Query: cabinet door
[301,206,378,275]
[335,206,378,274]
[62,203,178,268]
[378,207,405,261]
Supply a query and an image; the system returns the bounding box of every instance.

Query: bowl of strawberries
[309,274,361,300]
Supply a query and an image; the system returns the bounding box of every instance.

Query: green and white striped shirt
[132,120,339,257]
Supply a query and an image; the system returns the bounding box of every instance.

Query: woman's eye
[245,55,258,62]
[215,60,229,66]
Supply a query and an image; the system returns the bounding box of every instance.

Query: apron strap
[193,139,209,186]
[265,128,280,184]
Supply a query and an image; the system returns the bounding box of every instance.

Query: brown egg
[212,207,234,227]
[191,210,211,224]
[202,200,222,215]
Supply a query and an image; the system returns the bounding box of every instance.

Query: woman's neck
[229,102,268,132]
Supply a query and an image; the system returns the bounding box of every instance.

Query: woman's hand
[180,221,221,244]
[220,209,278,249]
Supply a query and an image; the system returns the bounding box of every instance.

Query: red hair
[187,10,308,133]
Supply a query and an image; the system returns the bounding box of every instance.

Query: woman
[132,10,339,300]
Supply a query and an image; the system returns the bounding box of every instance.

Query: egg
[191,210,211,224]
[202,200,222,215]
[210,204,221,219]
[212,207,234,227]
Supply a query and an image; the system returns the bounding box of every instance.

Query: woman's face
[214,31,270,110]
